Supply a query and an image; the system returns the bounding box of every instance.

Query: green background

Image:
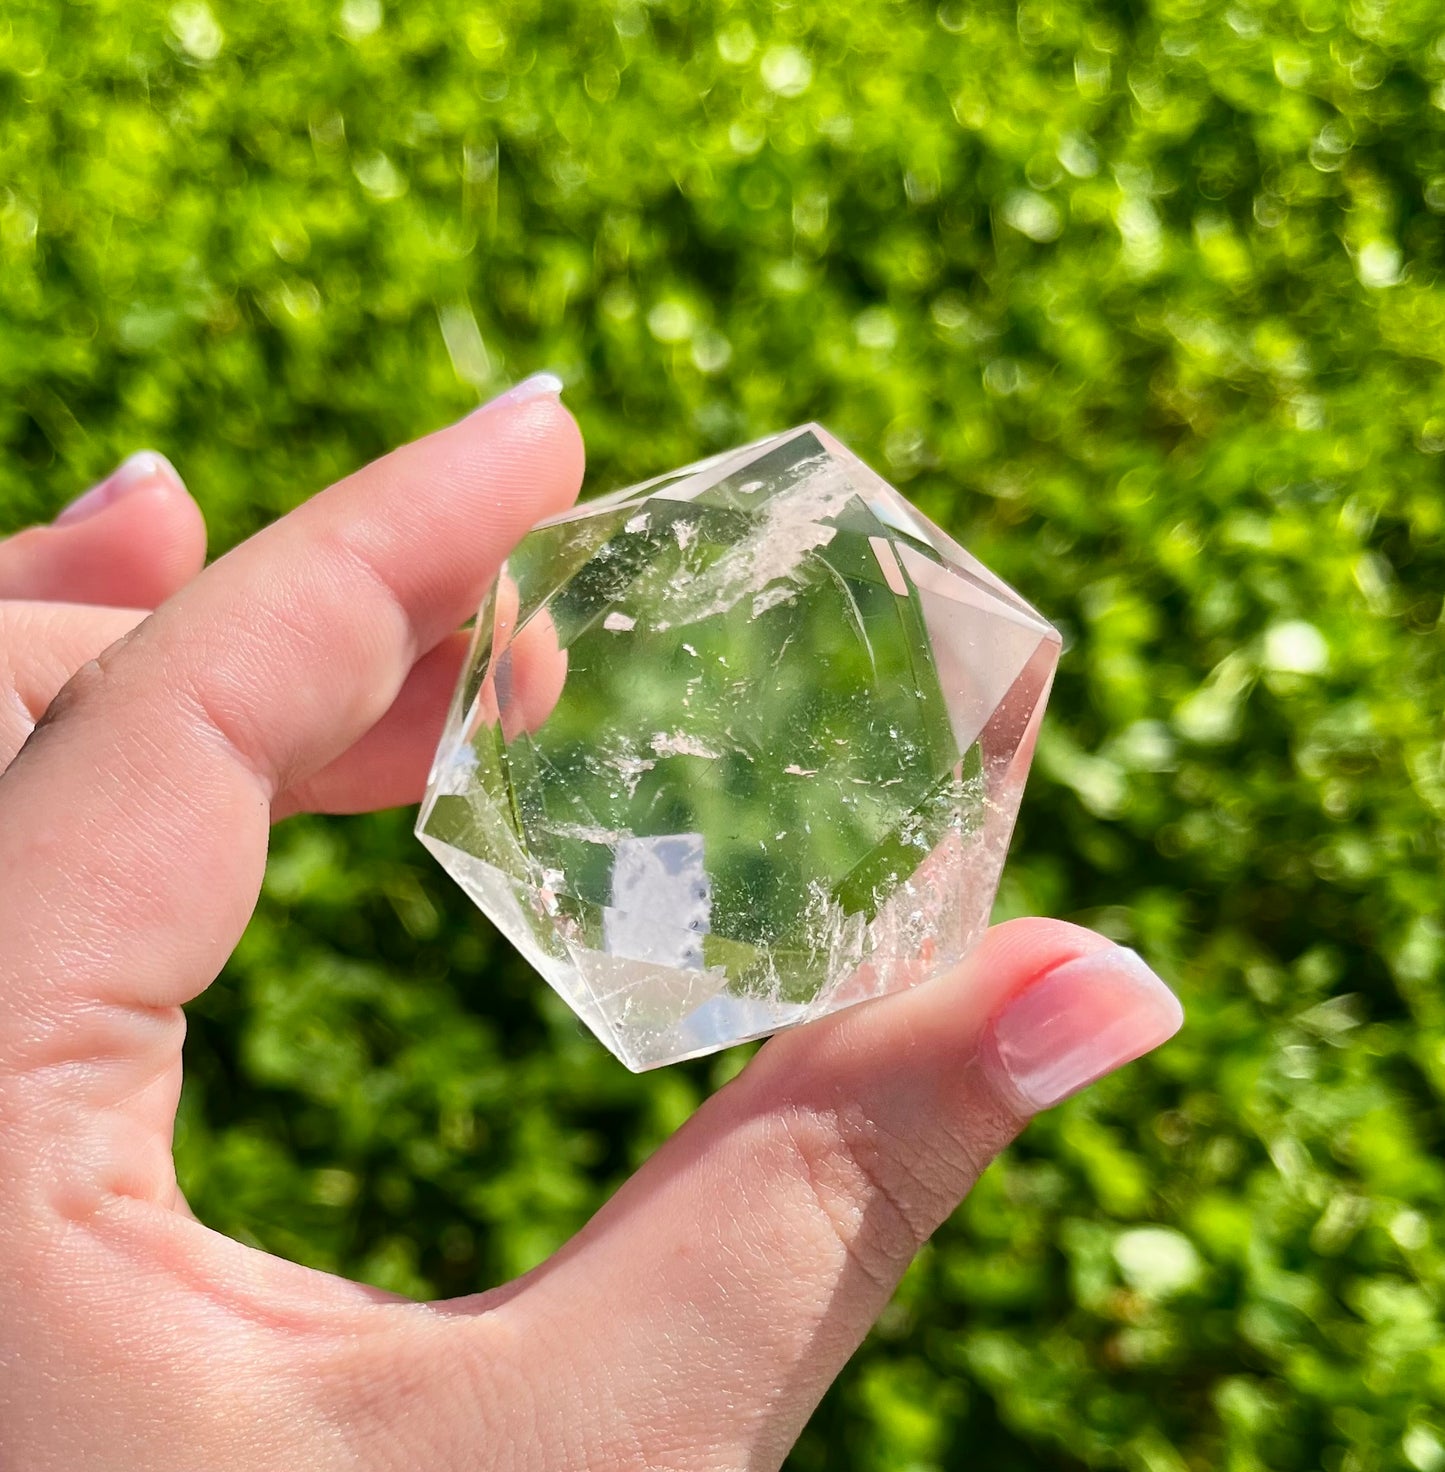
[2,0,1443,1466]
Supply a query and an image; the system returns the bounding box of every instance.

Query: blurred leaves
[3,0,1444,1467]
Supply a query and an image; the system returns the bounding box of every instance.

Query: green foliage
[3,0,1443,1466]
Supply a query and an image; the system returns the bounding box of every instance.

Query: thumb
[483,918,1182,1470]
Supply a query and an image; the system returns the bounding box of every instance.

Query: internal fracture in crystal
[417,425,1061,1070]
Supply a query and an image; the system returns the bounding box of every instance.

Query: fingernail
[54,451,182,527]
[984,947,1183,1114]
[474,371,565,415]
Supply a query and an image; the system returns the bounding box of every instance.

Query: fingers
[475,576,569,742]
[0,453,207,608]
[273,630,470,818]
[279,598,568,818]
[470,919,1181,1468]
[496,605,568,743]
[0,382,583,1206]
[0,602,149,767]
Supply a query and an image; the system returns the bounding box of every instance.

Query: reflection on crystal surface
[604,833,711,968]
[418,424,1061,1070]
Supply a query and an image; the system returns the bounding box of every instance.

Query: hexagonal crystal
[417,424,1060,1070]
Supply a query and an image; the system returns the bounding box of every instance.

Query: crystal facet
[417,425,1061,1070]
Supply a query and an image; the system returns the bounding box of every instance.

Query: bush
[2,1,1442,1466]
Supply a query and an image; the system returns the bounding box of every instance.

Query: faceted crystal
[417,424,1061,1070]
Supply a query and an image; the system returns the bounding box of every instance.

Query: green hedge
[3,0,1443,1466]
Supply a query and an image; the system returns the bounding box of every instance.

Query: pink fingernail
[473,372,565,415]
[984,947,1183,1114]
[54,451,182,526]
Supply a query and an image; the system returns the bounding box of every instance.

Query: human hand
[0,385,1182,1470]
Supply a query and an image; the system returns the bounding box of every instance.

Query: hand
[0,387,1182,1471]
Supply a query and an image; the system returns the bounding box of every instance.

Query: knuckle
[938,1087,1023,1182]
[23,647,110,746]
[775,1099,959,1293]
[40,651,105,723]
[25,620,143,735]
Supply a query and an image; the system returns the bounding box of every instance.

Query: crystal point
[418,425,1060,1070]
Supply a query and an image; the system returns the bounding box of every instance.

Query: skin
[0,395,1181,1471]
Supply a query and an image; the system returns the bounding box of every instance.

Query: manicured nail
[474,372,565,415]
[984,946,1183,1114]
[54,451,182,527]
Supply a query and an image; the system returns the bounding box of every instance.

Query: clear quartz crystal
[417,424,1061,1070]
